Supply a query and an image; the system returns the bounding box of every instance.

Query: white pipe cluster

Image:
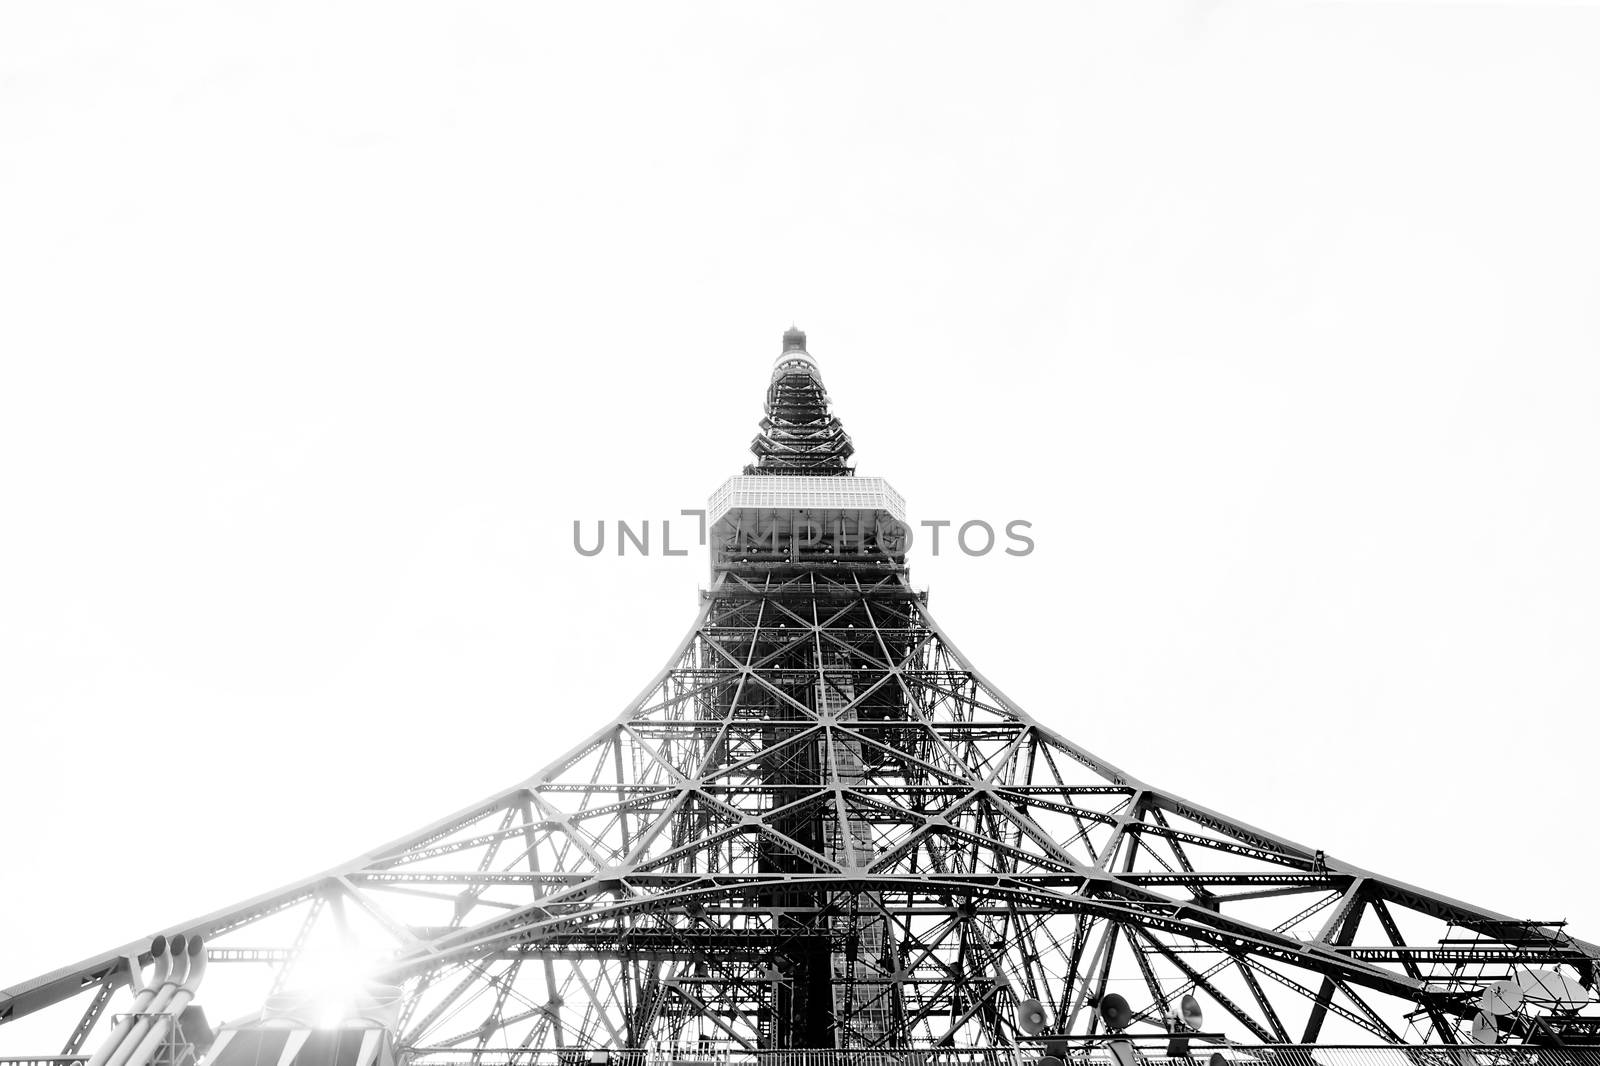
[87,935,208,1066]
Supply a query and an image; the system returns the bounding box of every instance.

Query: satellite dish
[259,990,319,1028]
[1098,992,1134,1031]
[1516,969,1589,1008]
[1479,981,1523,1017]
[348,983,404,1029]
[1107,1038,1137,1066]
[1209,1054,1228,1066]
[1017,998,1049,1036]
[1180,994,1204,1031]
[1470,1010,1499,1046]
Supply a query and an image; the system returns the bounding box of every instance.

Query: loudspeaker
[1179,994,1204,1031]
[1098,993,1133,1031]
[1016,998,1049,1036]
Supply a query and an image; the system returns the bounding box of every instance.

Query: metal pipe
[102,936,189,1066]
[85,938,170,1066]
[118,936,207,1066]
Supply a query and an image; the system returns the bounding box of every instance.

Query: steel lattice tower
[4,329,1599,1065]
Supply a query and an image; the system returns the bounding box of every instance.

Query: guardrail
[13,1043,1600,1066]
[396,1048,1600,1066]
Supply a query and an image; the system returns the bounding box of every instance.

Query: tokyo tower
[4,329,1598,1066]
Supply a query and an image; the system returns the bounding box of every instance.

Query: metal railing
[395,1048,1600,1066]
[14,1043,1600,1066]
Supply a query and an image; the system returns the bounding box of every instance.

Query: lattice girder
[5,331,1597,1057]
[6,571,1596,1055]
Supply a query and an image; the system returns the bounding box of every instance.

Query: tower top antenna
[772,325,819,380]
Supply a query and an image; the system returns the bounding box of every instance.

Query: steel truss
[3,331,1596,1058]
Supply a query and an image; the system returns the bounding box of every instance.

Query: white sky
[3,0,1600,1034]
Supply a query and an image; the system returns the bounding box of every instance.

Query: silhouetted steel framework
[4,330,1600,1063]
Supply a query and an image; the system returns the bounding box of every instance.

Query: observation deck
[707,475,905,529]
